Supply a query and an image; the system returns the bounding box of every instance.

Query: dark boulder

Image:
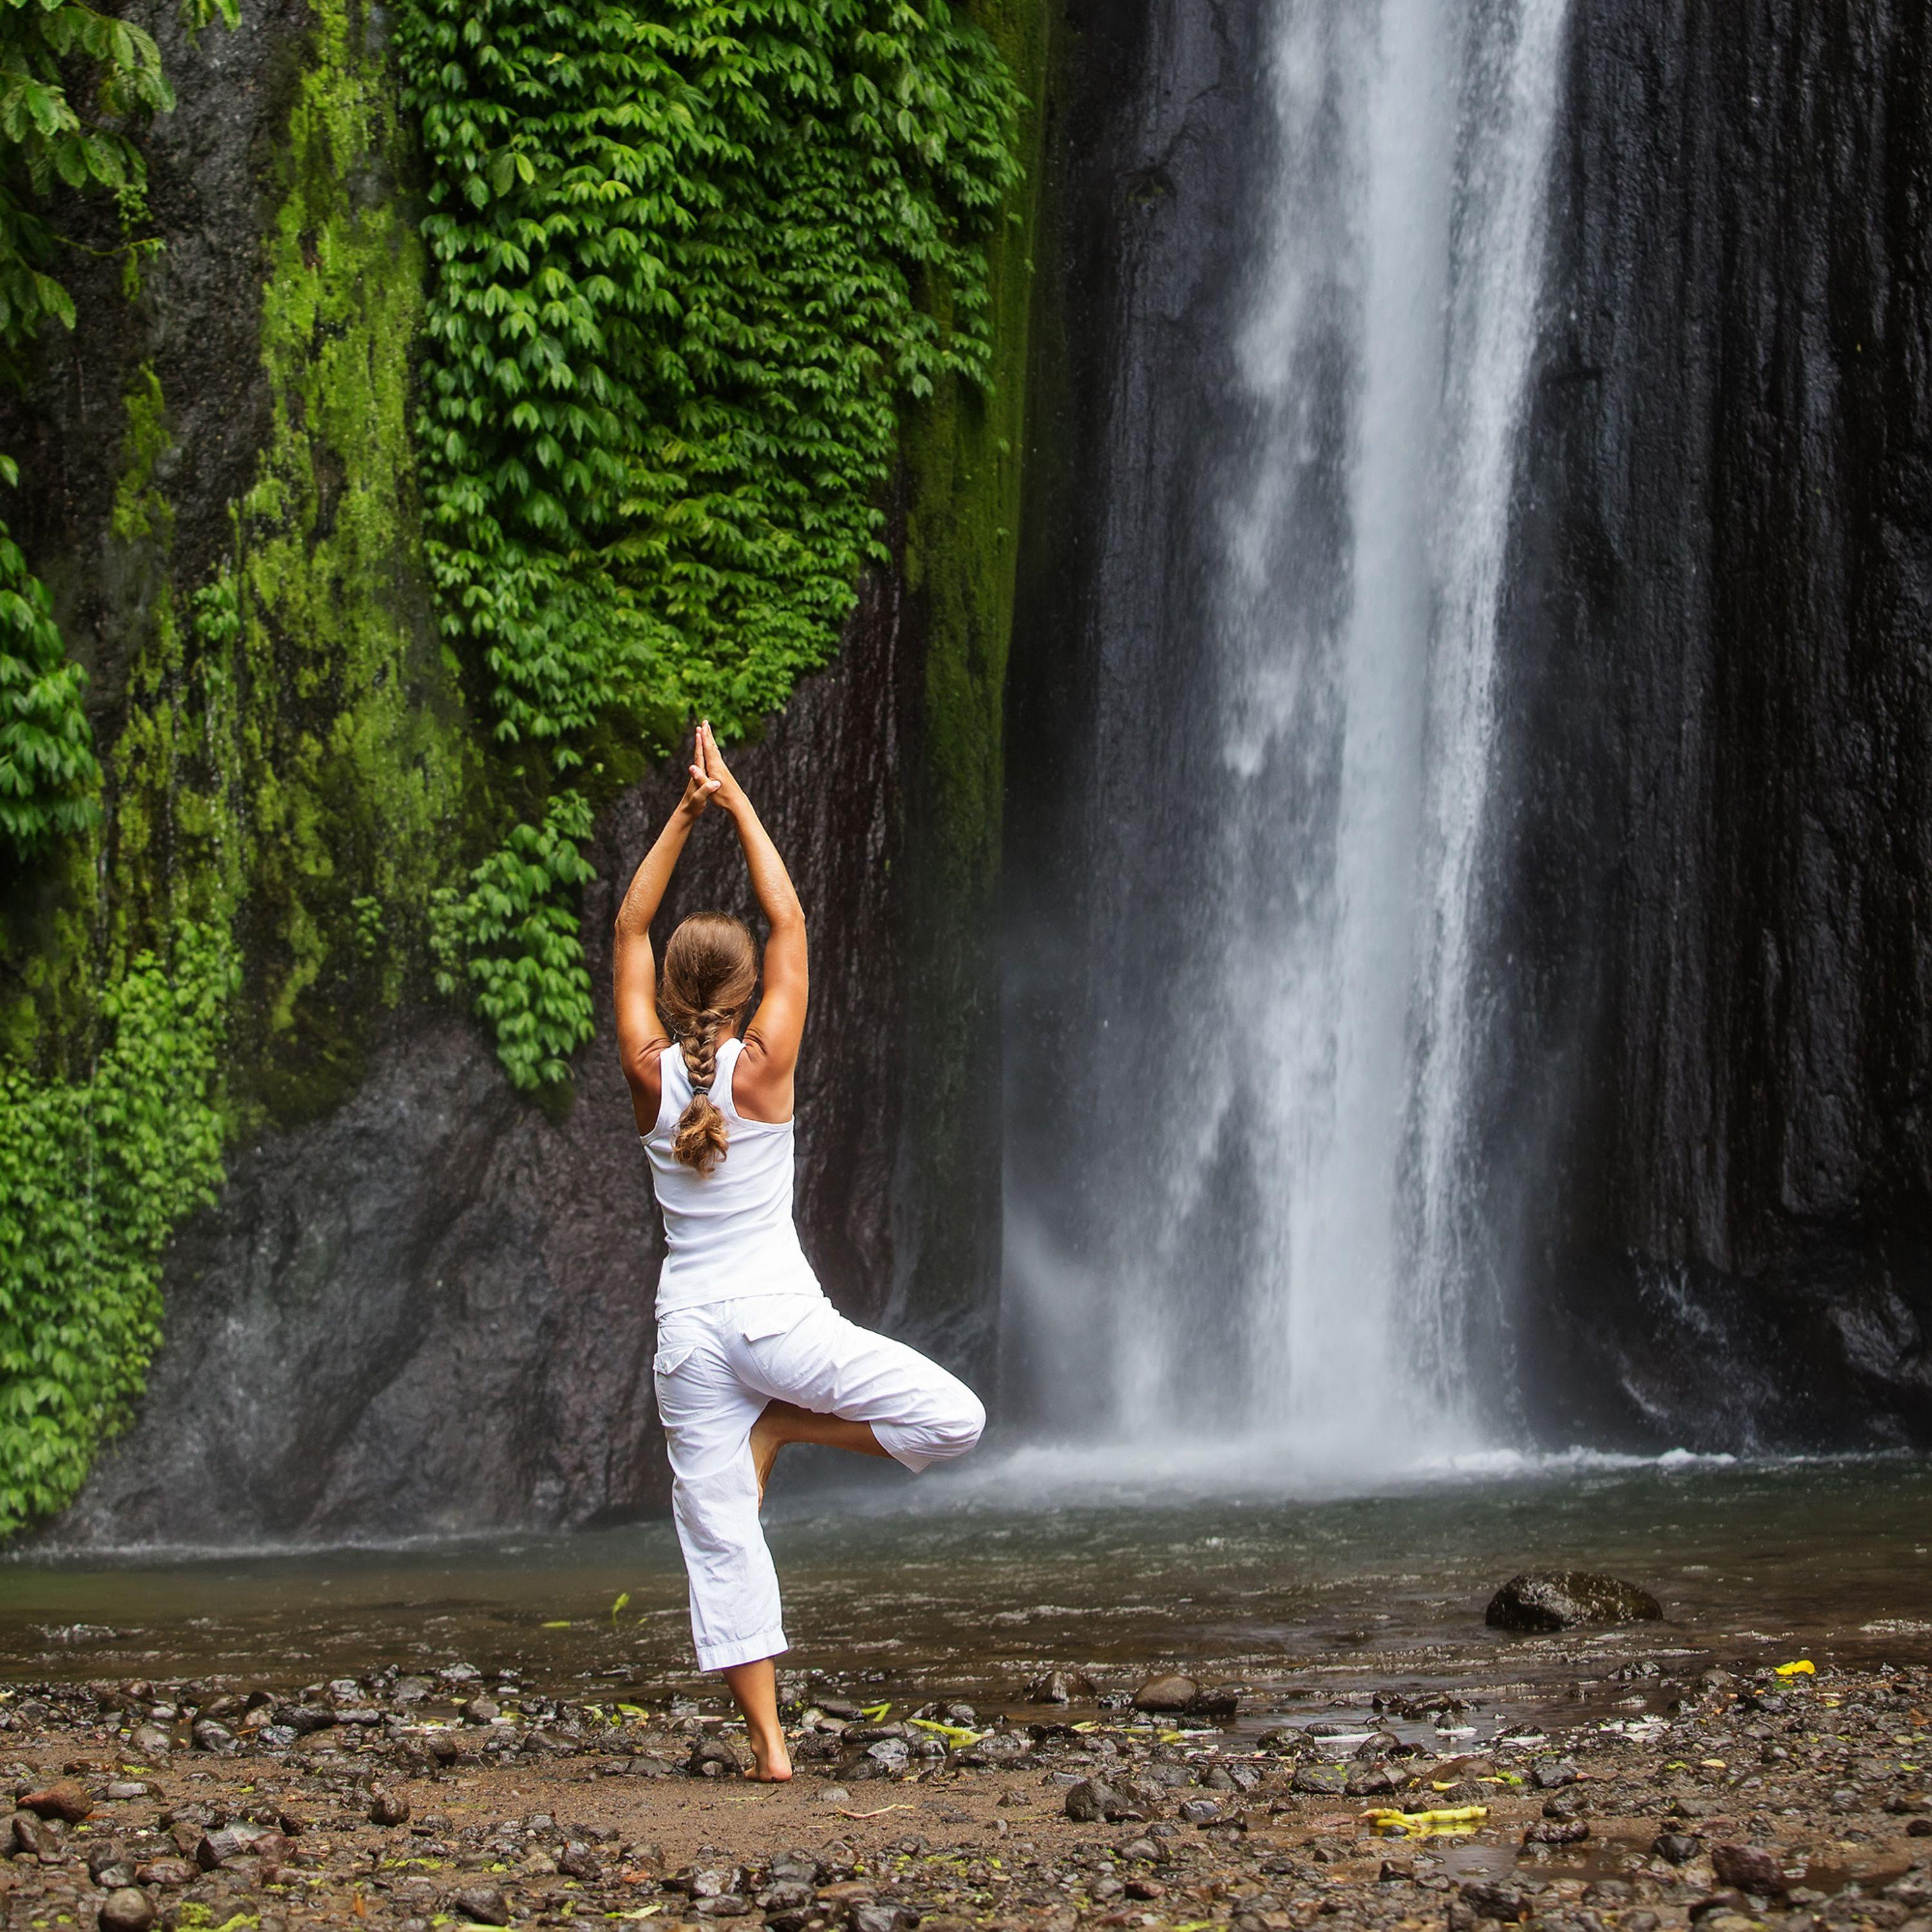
[1711,1844,1787,1895]
[1485,1572,1662,1631]
[1132,1673,1198,1712]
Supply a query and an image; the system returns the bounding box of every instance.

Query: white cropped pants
[652,1293,985,1672]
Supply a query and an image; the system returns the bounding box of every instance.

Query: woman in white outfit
[612,721,987,1780]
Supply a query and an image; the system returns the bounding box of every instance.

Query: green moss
[0,0,486,1529]
[897,0,1053,1331]
[213,0,480,1122]
[109,365,173,547]
[905,0,1052,897]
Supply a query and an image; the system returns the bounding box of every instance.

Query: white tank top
[643,1037,821,1312]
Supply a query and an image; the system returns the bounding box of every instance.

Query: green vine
[397,0,1021,1085]
[0,466,98,853]
[431,790,596,1090]
[0,923,234,1534]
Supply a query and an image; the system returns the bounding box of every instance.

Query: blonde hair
[659,911,757,1175]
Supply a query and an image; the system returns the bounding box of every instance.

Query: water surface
[5,1455,1926,1725]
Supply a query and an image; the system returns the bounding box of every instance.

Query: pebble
[98,1888,156,1932]
[0,1648,1911,1932]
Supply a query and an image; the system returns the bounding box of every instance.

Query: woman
[612,721,986,1781]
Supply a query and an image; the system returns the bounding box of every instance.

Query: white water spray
[1007,0,1571,1475]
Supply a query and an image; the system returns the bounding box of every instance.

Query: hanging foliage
[397,0,1021,1084]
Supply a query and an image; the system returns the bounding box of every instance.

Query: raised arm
[613,737,720,1133]
[695,722,806,1124]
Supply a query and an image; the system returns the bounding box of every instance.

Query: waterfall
[1003,0,1570,1474]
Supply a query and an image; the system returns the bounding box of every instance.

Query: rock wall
[1497,0,1932,1447]
[53,572,939,1544]
[5,0,1045,1546]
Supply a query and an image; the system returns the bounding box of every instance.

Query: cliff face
[1499,0,1932,1447]
[3,0,1045,1544]
[55,574,935,1542]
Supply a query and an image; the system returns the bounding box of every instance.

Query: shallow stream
[5,1454,1926,1730]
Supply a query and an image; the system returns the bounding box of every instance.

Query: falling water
[1004,0,1570,1473]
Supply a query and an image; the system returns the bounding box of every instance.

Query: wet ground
[0,1454,1926,1929]
[0,1642,1924,1932]
[3,1454,1927,1714]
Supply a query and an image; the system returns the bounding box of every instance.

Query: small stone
[1132,1673,1198,1713]
[1189,1683,1243,1719]
[1177,1797,1220,1824]
[1524,1819,1590,1845]
[1909,1819,1932,1838]
[133,1859,194,1887]
[1689,1893,1752,1923]
[1653,1833,1701,1864]
[1379,1860,1413,1882]
[129,1724,173,1757]
[104,1782,152,1803]
[1460,1882,1530,1922]
[1026,1671,1095,1704]
[98,1888,156,1932]
[1484,1572,1662,1632]
[696,1902,753,1920]
[449,1884,512,1924]
[1531,1758,1580,1790]
[461,1697,500,1725]
[757,1880,816,1911]
[1125,1878,1166,1900]
[687,1736,743,1778]
[273,1704,335,1735]
[1711,1844,1786,1895]
[369,1792,410,1827]
[92,1860,138,1889]
[558,1842,601,1882]
[20,1779,91,1823]
[10,1811,60,1857]
[1063,1779,1117,1823]
[817,1785,851,1805]
[189,1719,236,1754]
[1291,1764,1349,1795]
[851,1908,915,1932]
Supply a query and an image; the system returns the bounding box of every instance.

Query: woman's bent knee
[931,1387,985,1461]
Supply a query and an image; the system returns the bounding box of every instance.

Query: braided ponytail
[660,912,758,1177]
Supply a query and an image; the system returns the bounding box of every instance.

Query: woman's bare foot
[749,1403,785,1504]
[721,1658,793,1781]
[747,1725,793,1781]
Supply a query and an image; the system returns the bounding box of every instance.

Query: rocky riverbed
[0,1651,1923,1932]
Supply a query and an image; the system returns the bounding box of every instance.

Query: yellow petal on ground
[908,1719,981,1747]
[1775,1660,1816,1677]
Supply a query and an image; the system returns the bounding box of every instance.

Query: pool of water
[3,1452,1926,1721]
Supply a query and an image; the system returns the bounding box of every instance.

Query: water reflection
[2,1457,1926,1713]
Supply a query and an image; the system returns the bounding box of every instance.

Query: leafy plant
[398,0,1021,1083]
[0,467,98,851]
[0,923,234,1533]
[432,790,598,1089]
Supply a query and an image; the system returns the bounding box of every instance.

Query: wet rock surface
[0,1650,1916,1932]
[1487,1576,1665,1633]
[46,556,987,1545]
[1497,0,1932,1448]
